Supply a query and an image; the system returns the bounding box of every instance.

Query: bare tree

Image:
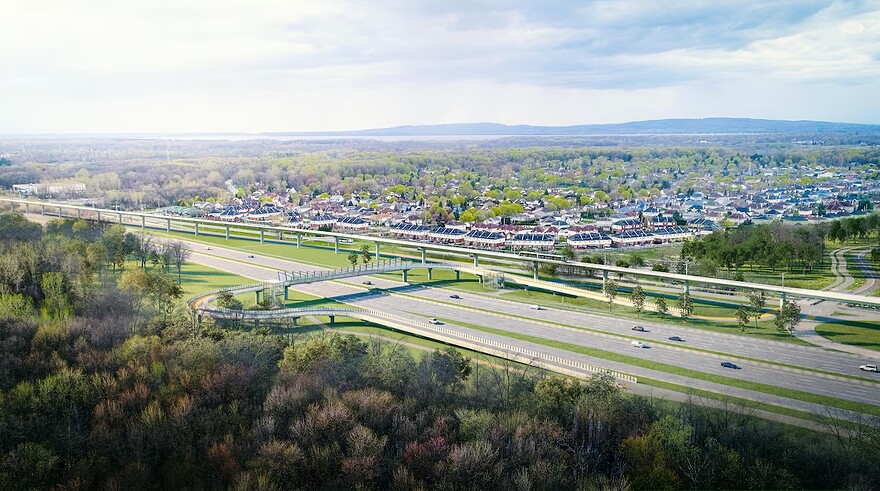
[134,234,156,270]
[165,240,190,284]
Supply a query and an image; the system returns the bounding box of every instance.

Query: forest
[0,211,879,490]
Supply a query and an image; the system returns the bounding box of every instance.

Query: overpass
[5,197,880,309]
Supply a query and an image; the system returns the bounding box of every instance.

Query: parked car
[631,325,646,332]
[720,361,741,369]
[428,318,441,325]
[449,294,461,299]
[362,281,372,285]
[860,364,878,372]
[668,336,684,342]
[530,305,542,310]
[631,340,648,348]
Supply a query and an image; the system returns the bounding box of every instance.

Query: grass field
[815,319,880,351]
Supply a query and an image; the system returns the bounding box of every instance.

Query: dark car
[449,294,461,299]
[668,336,684,342]
[362,281,373,285]
[720,361,741,369]
[631,326,646,332]
[247,254,255,258]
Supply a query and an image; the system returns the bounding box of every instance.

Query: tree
[678,292,694,319]
[347,251,359,267]
[749,291,766,328]
[656,296,668,315]
[735,305,750,333]
[360,243,372,264]
[630,285,646,317]
[40,272,72,320]
[561,244,575,261]
[133,234,156,270]
[775,301,802,337]
[603,279,619,311]
[164,241,190,284]
[118,269,184,323]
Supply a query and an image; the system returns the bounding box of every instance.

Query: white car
[530,305,542,310]
[860,364,878,372]
[631,340,648,348]
[428,318,441,325]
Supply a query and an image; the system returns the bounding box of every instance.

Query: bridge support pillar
[296,233,301,248]
[420,247,426,265]
[473,255,479,268]
[260,229,265,244]
[428,268,433,280]
[255,290,261,304]
[141,216,145,229]
[402,269,408,283]
[24,203,29,213]
[166,218,170,232]
[225,225,229,239]
[329,315,335,325]
[284,286,289,301]
[194,222,199,236]
[533,261,539,280]
[602,270,608,287]
[334,237,339,254]
[455,270,460,281]
[97,211,102,222]
[375,242,380,260]
[40,204,45,215]
[780,292,786,308]
[118,212,122,224]
[76,209,80,219]
[683,281,690,294]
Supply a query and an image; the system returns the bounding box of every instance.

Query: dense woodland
[2,138,879,212]
[0,212,878,490]
[681,214,880,275]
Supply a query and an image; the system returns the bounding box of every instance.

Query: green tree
[40,272,72,320]
[656,296,668,315]
[630,285,646,317]
[749,291,766,328]
[360,243,372,264]
[678,292,694,319]
[603,279,619,311]
[347,251,359,267]
[118,269,184,323]
[775,301,802,337]
[736,305,750,333]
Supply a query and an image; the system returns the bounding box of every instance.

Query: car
[630,340,647,348]
[247,254,255,258]
[720,361,741,369]
[449,294,461,299]
[205,246,211,250]
[530,305,542,310]
[428,318,441,324]
[668,336,684,342]
[631,325,646,332]
[860,364,878,372]
[362,280,372,285]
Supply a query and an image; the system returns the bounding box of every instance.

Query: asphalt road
[184,243,880,418]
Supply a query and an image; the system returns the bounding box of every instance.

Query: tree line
[0,212,878,489]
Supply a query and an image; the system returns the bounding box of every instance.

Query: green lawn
[815,320,880,351]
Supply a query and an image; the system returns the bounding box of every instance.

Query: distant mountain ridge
[264,118,880,137]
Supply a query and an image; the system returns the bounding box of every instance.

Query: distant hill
[264,118,880,137]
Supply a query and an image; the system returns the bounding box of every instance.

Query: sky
[2,0,880,133]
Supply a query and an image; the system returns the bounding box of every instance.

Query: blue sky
[2,0,879,133]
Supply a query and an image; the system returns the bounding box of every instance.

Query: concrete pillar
[284,286,289,301]
[260,229,265,244]
[225,225,230,239]
[602,270,608,287]
[296,234,301,248]
[473,255,479,268]
[533,266,538,280]
[779,292,786,308]
[76,209,80,219]
[255,290,261,304]
[329,315,335,325]
[420,247,426,265]
[41,204,45,215]
[455,270,460,281]
[24,203,29,213]
[334,237,339,254]
[141,216,145,229]
[118,212,122,223]
[375,242,380,260]
[428,268,433,280]
[166,218,170,232]
[194,222,199,236]
[402,270,408,282]
[683,281,690,294]
[97,211,101,222]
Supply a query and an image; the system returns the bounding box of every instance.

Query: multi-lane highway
[181,242,880,423]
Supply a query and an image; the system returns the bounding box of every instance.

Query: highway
[180,243,880,422]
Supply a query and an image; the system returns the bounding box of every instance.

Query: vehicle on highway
[860,364,878,372]
[428,318,441,324]
[530,305,542,310]
[449,294,461,299]
[247,254,255,258]
[668,336,684,342]
[720,361,741,369]
[631,325,646,332]
[205,247,211,250]
[362,281,372,285]
[630,340,648,348]
[340,238,354,243]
